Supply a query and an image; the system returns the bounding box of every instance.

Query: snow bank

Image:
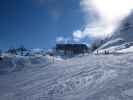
[0,55,55,74]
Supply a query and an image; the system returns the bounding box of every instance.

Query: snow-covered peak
[29,48,46,53]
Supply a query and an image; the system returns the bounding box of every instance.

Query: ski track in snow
[0,54,133,100]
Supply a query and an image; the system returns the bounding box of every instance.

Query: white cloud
[56,37,65,43]
[72,0,133,40]
[56,37,70,44]
[73,30,84,38]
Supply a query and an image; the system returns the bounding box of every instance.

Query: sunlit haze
[73,0,133,40]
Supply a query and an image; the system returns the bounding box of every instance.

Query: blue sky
[0,0,91,50]
[1,0,133,50]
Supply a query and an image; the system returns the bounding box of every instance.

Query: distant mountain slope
[98,11,133,52]
[112,11,133,42]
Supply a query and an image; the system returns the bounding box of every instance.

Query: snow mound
[0,55,53,74]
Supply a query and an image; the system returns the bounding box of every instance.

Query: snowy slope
[99,38,126,50]
[116,46,133,53]
[95,41,133,54]
[0,54,133,100]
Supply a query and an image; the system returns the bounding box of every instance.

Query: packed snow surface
[0,54,133,100]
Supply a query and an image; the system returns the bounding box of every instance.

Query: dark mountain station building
[56,43,89,56]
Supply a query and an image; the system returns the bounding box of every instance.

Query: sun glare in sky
[78,0,133,39]
[91,0,133,22]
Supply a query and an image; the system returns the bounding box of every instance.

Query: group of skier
[96,50,110,55]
